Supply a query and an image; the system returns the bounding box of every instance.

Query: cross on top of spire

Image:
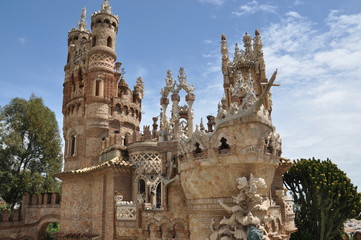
[101,0,112,14]
[77,7,87,31]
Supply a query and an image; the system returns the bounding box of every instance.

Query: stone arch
[160,220,173,239]
[68,131,77,157]
[115,104,121,114]
[156,182,162,208]
[172,218,188,231]
[146,221,160,239]
[213,132,234,149]
[173,218,189,239]
[36,214,60,240]
[112,22,117,31]
[123,105,129,115]
[92,36,97,47]
[124,133,131,146]
[107,36,112,48]
[104,19,110,26]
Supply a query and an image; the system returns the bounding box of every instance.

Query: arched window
[92,36,97,47]
[156,183,162,208]
[123,106,129,115]
[219,137,230,154]
[124,134,130,146]
[70,135,76,156]
[107,37,112,48]
[78,68,83,82]
[138,179,146,195]
[115,104,121,113]
[93,78,104,97]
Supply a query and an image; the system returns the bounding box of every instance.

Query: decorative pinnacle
[77,7,87,31]
[101,0,112,14]
[221,33,227,41]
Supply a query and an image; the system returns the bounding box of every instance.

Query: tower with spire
[54,1,296,239]
[58,0,145,238]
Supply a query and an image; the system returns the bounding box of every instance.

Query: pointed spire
[101,0,112,14]
[77,7,87,31]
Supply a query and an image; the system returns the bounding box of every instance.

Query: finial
[178,67,187,84]
[115,62,122,73]
[101,0,112,14]
[200,118,205,131]
[77,7,87,31]
[165,70,174,87]
[234,43,240,59]
[221,33,227,41]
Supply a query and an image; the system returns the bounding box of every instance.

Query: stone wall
[0,193,60,240]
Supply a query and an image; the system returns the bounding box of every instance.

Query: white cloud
[285,11,302,19]
[261,11,361,187]
[293,0,304,6]
[198,0,226,6]
[18,37,26,45]
[232,0,277,17]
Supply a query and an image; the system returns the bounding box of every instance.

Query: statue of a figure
[247,225,263,240]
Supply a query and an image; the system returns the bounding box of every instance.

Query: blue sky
[0,0,360,189]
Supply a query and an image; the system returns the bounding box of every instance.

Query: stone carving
[209,174,278,240]
[101,0,112,14]
[89,54,114,70]
[114,193,136,221]
[159,67,195,140]
[77,8,87,31]
[134,77,144,99]
[130,152,161,175]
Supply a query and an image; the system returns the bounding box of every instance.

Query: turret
[63,8,90,105]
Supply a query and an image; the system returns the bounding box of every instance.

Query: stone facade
[57,1,297,240]
[0,1,297,239]
[0,193,61,240]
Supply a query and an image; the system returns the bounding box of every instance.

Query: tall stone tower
[62,0,143,172]
[58,0,144,238]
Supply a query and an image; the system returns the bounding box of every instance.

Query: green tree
[0,95,63,211]
[284,158,361,240]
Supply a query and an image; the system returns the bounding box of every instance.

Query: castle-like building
[54,0,296,239]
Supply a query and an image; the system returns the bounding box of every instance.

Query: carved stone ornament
[208,174,279,240]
